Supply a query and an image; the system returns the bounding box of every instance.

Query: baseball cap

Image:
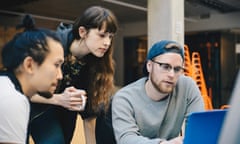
[143,40,184,75]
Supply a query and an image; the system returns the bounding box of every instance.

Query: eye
[55,62,63,68]
[174,66,183,72]
[161,63,172,71]
[108,34,114,39]
[99,33,106,38]
[55,64,60,68]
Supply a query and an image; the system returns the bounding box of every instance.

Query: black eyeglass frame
[151,60,184,74]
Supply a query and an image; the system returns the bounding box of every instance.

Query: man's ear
[79,26,87,38]
[146,60,152,73]
[22,56,35,74]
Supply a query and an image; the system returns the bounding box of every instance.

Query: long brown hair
[72,6,118,114]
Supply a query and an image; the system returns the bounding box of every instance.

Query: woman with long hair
[29,6,118,143]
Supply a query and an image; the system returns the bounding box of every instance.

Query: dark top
[56,23,96,119]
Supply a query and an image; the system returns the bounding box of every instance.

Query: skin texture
[71,24,114,59]
[18,37,64,97]
[145,53,184,101]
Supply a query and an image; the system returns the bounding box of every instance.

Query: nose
[168,68,175,77]
[57,68,63,80]
[104,37,111,47]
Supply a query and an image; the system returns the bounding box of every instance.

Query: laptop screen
[183,110,227,144]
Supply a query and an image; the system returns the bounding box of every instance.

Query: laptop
[183,109,227,144]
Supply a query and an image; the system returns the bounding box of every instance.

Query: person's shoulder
[178,75,195,84]
[56,22,73,40]
[56,22,74,54]
[176,75,199,90]
[113,77,146,98]
[119,77,146,91]
[56,22,73,33]
[0,76,13,88]
[0,76,28,107]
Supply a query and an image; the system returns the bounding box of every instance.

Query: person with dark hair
[0,15,64,143]
[29,6,118,143]
[112,40,205,144]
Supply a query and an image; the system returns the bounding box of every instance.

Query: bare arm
[31,86,87,111]
[31,93,61,105]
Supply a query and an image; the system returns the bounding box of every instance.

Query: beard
[37,91,53,99]
[150,75,174,94]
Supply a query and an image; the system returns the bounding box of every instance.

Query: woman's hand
[56,86,87,111]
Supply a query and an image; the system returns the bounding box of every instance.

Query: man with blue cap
[112,40,204,144]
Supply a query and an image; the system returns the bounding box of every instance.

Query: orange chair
[202,94,214,110]
[183,46,214,110]
[191,52,214,110]
[191,52,208,96]
[183,45,193,77]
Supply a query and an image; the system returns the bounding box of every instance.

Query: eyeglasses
[151,60,184,74]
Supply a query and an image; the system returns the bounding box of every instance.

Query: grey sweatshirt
[112,75,204,144]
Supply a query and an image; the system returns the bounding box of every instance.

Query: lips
[164,80,174,86]
[51,83,58,90]
[52,82,57,87]
[99,48,107,53]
